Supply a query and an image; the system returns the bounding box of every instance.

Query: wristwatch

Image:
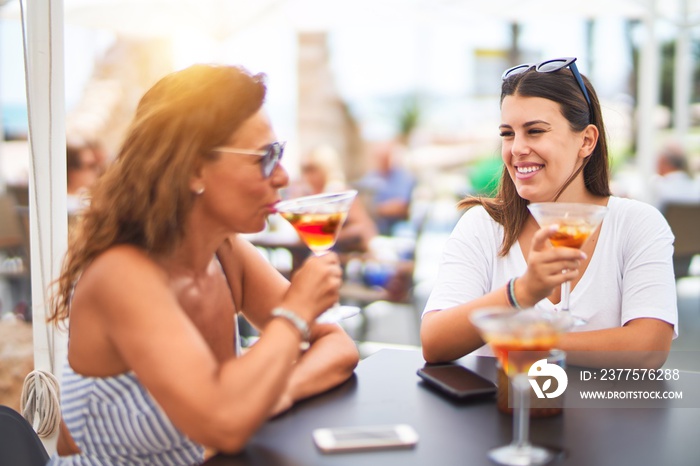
[271,307,310,351]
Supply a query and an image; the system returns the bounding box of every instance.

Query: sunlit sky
[0,1,694,142]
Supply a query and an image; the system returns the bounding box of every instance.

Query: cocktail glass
[275,190,360,324]
[527,202,608,321]
[471,307,573,466]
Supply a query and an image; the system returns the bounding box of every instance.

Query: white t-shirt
[423,197,678,355]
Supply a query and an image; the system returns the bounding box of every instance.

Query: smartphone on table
[312,424,418,453]
[417,363,496,400]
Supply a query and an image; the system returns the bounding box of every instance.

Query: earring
[195,186,205,195]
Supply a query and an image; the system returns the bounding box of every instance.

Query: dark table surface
[205,349,700,466]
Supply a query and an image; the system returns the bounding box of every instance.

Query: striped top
[48,360,205,465]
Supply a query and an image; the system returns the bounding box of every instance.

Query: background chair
[0,405,50,466]
[0,194,31,319]
[0,194,25,250]
[662,203,700,278]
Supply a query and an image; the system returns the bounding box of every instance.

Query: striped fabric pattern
[49,361,205,465]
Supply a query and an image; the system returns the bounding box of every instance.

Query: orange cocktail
[548,224,594,249]
[279,211,347,254]
[472,309,566,375]
[275,190,359,325]
[470,307,573,466]
[489,333,559,376]
[528,202,608,314]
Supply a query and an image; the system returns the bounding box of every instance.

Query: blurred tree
[629,36,700,121]
[468,157,502,197]
[397,94,421,145]
[659,40,700,114]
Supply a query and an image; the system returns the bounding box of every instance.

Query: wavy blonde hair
[49,64,266,324]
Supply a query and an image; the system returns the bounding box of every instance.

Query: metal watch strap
[271,308,310,351]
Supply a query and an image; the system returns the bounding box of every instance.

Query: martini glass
[527,202,608,321]
[275,190,360,324]
[471,307,573,466]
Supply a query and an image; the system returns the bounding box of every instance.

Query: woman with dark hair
[420,58,676,369]
[48,64,359,465]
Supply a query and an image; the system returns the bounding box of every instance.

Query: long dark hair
[50,64,267,323]
[459,65,611,256]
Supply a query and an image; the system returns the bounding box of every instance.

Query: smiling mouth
[516,165,543,174]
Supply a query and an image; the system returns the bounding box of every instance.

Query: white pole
[24,0,67,453]
[635,0,660,204]
[673,0,691,147]
[0,3,5,193]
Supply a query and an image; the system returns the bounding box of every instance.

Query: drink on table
[471,307,573,465]
[485,322,564,418]
[489,333,559,375]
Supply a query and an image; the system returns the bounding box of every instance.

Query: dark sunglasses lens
[502,64,530,79]
[263,143,282,177]
[537,59,570,73]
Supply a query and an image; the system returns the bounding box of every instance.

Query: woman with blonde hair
[48,64,359,465]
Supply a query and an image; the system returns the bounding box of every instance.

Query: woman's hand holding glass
[517,226,587,307]
[281,252,343,325]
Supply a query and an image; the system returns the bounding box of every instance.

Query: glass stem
[561,280,571,312]
[512,374,531,449]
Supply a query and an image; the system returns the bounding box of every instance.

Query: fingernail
[548,224,559,232]
[580,252,587,260]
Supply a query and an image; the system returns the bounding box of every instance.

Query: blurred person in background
[66,139,101,216]
[356,140,416,236]
[86,137,111,176]
[48,64,358,465]
[651,142,700,211]
[420,57,676,369]
[291,144,377,253]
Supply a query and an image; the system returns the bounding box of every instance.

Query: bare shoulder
[83,243,164,279]
[76,245,169,309]
[96,243,160,266]
[68,245,173,374]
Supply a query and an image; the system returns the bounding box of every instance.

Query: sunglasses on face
[211,141,286,178]
[502,57,592,119]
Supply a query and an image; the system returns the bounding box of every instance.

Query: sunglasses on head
[502,57,592,119]
[212,141,286,178]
